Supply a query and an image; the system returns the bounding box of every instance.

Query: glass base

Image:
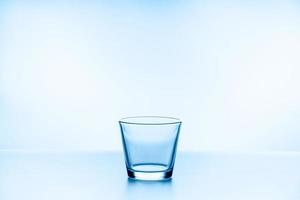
[127,168,173,181]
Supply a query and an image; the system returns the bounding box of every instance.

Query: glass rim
[119,116,181,125]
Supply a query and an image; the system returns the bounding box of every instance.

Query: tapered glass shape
[119,116,181,181]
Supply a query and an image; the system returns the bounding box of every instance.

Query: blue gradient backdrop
[0,0,299,151]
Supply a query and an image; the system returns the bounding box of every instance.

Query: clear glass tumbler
[119,116,182,181]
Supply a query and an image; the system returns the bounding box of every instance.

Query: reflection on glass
[119,116,181,181]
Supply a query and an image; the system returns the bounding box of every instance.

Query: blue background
[0,0,300,151]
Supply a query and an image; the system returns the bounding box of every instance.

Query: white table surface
[0,151,299,200]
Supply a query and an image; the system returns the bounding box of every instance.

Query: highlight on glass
[119,116,182,181]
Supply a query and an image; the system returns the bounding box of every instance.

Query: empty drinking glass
[119,116,182,181]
